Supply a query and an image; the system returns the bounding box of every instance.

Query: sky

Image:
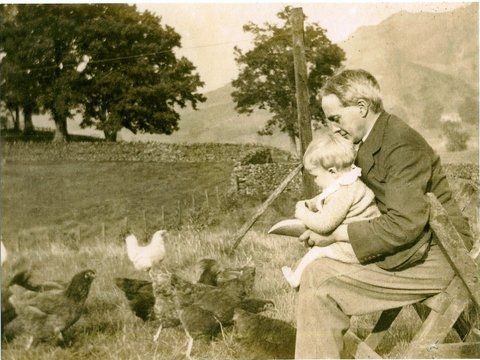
[136,2,469,92]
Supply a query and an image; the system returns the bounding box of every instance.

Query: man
[295,69,473,358]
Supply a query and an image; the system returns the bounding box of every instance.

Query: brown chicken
[9,269,96,349]
[170,268,272,359]
[2,270,38,336]
[115,278,155,322]
[233,308,296,360]
[148,270,181,342]
[198,258,256,294]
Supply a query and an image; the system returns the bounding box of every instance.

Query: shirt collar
[316,165,362,204]
[361,112,381,143]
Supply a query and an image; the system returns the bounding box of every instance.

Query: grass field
[1,141,477,359]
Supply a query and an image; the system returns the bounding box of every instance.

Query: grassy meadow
[1,140,477,359]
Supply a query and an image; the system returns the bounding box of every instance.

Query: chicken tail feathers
[125,234,139,262]
[8,270,41,291]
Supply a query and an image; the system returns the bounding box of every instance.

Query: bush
[441,121,471,152]
[239,148,273,165]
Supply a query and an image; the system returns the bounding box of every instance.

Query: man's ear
[357,99,370,118]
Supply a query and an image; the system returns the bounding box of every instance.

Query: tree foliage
[73,5,206,141]
[0,4,205,142]
[231,6,345,152]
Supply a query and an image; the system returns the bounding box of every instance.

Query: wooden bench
[345,184,480,358]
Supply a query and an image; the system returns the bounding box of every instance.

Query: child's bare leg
[282,247,326,288]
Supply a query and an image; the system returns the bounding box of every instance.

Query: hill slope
[340,3,478,124]
[31,4,478,157]
[151,3,478,150]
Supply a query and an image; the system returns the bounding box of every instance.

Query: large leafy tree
[0,4,42,134]
[73,4,206,141]
[1,5,89,141]
[232,6,345,153]
[1,4,205,142]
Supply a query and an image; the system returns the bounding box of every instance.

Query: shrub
[441,121,471,152]
[239,148,273,165]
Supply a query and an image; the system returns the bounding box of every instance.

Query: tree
[0,4,40,134]
[231,6,345,153]
[1,5,88,141]
[1,4,205,142]
[73,5,205,141]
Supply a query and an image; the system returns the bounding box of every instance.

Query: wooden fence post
[291,7,316,198]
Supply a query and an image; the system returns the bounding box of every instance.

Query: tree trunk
[52,115,68,142]
[104,130,118,142]
[13,107,20,131]
[23,108,34,135]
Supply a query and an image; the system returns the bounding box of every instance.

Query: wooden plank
[229,164,303,254]
[416,301,473,341]
[404,277,471,357]
[427,193,480,308]
[344,330,382,359]
[290,7,316,198]
[364,307,402,350]
[414,341,480,358]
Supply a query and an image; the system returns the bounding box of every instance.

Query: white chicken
[1,241,7,266]
[125,230,166,271]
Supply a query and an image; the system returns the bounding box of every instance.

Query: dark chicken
[198,258,256,294]
[115,278,155,322]
[8,269,96,348]
[233,308,296,360]
[170,269,272,359]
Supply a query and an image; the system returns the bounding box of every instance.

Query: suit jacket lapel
[357,111,389,175]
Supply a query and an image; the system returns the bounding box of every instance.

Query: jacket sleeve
[348,144,431,263]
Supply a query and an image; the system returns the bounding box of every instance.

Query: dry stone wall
[231,162,479,200]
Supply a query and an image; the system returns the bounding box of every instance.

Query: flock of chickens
[1,230,297,359]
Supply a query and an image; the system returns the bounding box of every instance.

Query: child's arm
[295,186,354,235]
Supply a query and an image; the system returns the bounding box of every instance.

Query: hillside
[131,83,293,151]
[30,4,478,158]
[340,3,478,125]
[152,3,478,153]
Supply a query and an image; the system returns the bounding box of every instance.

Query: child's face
[309,167,338,190]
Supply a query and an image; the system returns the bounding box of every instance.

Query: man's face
[321,94,367,144]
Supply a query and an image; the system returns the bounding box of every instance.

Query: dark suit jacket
[348,111,472,270]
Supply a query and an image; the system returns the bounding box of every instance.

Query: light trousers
[295,244,455,359]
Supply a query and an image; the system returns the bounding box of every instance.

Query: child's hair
[303,128,356,172]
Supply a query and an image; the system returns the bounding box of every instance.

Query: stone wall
[231,162,479,199]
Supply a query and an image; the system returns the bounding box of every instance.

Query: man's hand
[298,230,335,248]
[298,225,350,248]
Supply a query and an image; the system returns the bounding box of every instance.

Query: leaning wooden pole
[291,7,316,198]
[229,164,303,254]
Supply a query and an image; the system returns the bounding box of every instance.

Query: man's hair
[304,128,356,172]
[320,69,384,113]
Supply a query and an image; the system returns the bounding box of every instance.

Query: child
[281,129,381,288]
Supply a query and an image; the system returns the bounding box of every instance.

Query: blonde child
[282,129,380,288]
